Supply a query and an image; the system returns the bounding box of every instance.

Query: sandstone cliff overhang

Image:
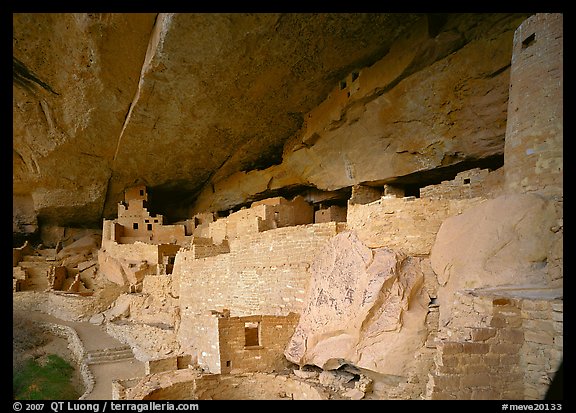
[13,13,530,231]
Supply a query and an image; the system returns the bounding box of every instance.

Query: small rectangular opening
[139,189,144,196]
[147,224,153,231]
[244,321,260,347]
[133,223,138,230]
[226,360,231,367]
[522,33,536,49]
[404,184,420,198]
[463,178,471,184]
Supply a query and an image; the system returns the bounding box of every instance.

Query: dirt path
[13,309,145,400]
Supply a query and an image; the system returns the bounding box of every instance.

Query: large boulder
[285,231,429,376]
[430,193,559,326]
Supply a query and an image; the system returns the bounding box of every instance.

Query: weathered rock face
[13,12,424,230]
[285,231,429,376]
[13,13,531,237]
[13,13,158,228]
[430,193,561,327]
[191,13,529,214]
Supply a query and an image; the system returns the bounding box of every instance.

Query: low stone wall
[118,369,327,400]
[38,321,95,399]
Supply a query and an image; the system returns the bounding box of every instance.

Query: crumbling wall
[117,369,327,400]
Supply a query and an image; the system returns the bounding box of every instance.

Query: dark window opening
[147,224,153,231]
[340,80,347,90]
[351,71,359,82]
[463,178,471,184]
[522,33,536,49]
[154,219,158,223]
[133,223,138,230]
[404,185,420,198]
[139,189,144,196]
[145,219,149,223]
[226,360,231,367]
[244,322,260,347]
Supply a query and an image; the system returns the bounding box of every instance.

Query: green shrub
[13,354,81,400]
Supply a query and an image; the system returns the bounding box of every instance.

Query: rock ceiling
[13,13,525,227]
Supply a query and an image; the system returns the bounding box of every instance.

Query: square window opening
[133,223,138,230]
[147,224,153,231]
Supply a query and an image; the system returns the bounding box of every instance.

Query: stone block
[470,328,497,342]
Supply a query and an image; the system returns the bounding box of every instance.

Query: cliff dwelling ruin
[13,12,562,401]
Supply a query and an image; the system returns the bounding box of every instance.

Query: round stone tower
[504,13,563,197]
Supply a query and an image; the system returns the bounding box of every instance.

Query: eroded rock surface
[430,193,561,326]
[285,231,429,376]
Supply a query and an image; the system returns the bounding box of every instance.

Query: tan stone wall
[208,196,314,243]
[124,185,148,202]
[346,196,483,255]
[218,313,300,374]
[427,290,563,400]
[349,184,382,204]
[420,167,504,200]
[193,314,220,373]
[121,275,179,328]
[146,357,178,375]
[101,238,160,264]
[522,299,563,399]
[177,222,342,358]
[314,205,347,223]
[504,13,563,196]
[190,238,229,259]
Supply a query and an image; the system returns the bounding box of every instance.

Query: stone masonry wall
[504,13,563,197]
[217,313,300,375]
[522,298,563,399]
[176,222,344,358]
[420,167,504,200]
[346,196,483,255]
[426,290,563,400]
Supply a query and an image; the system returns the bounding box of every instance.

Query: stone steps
[85,346,135,365]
